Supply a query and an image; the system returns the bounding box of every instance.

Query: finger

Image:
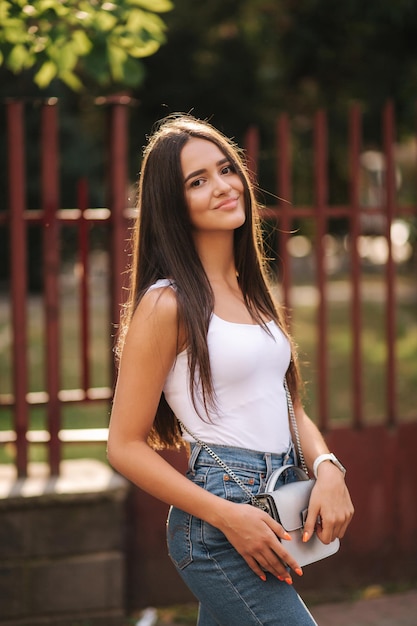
[338,517,352,539]
[238,514,304,581]
[316,523,335,544]
[319,505,354,542]
[272,523,293,543]
[331,509,354,541]
[264,522,304,577]
[269,546,304,580]
[258,552,297,584]
[243,555,269,582]
[338,502,355,539]
[247,537,303,582]
[243,551,293,584]
[303,506,321,543]
[317,516,347,543]
[264,517,294,543]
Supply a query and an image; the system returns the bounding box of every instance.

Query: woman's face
[181,137,245,235]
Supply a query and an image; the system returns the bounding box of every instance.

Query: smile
[214,197,239,211]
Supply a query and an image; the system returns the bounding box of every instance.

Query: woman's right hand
[215,501,303,584]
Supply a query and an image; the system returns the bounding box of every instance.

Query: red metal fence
[247,103,415,431]
[0,97,131,477]
[0,100,416,477]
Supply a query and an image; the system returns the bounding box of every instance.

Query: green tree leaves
[0,0,173,90]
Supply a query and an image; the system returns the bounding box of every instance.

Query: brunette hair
[118,114,301,448]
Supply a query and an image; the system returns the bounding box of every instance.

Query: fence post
[276,113,292,316]
[383,101,397,428]
[41,99,61,476]
[7,100,29,477]
[349,104,364,429]
[314,110,329,431]
[103,95,132,382]
[77,178,91,393]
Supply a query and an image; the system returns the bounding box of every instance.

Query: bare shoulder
[124,285,183,357]
[131,285,178,330]
[112,286,180,435]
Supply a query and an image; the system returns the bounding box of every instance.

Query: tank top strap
[146,278,176,293]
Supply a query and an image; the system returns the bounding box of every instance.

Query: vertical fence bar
[107,99,130,374]
[314,110,329,430]
[382,101,397,428]
[349,104,364,429]
[276,114,292,316]
[7,100,29,477]
[77,178,90,393]
[41,99,61,475]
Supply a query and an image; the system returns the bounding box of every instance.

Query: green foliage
[0,0,173,90]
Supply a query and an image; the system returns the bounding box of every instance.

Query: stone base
[0,460,129,625]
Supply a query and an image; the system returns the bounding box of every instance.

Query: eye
[190,178,204,188]
[221,163,235,175]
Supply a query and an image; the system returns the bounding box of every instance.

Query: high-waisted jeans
[166,443,318,625]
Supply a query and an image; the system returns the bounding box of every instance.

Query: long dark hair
[118,114,301,449]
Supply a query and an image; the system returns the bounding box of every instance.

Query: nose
[213,174,232,195]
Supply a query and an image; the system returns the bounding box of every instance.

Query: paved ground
[310,588,417,626]
[136,588,417,625]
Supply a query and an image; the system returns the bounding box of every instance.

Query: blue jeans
[166,443,318,625]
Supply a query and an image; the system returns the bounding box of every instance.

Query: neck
[193,231,237,284]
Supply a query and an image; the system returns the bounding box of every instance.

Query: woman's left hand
[303,462,354,545]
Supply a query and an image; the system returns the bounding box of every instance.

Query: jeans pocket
[222,468,261,503]
[166,505,193,570]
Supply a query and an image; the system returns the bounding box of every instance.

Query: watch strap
[313,453,346,479]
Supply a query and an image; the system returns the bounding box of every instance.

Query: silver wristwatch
[313,453,346,479]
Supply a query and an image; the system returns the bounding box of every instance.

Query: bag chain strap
[283,378,309,475]
[178,377,309,509]
[179,419,262,507]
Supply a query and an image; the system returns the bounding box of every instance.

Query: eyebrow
[183,157,230,184]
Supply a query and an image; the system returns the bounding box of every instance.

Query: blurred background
[0,1,416,624]
[1,0,416,441]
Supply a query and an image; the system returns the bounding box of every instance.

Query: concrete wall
[0,459,129,626]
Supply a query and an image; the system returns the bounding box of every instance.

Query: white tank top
[148,279,292,454]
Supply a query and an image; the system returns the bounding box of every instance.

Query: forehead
[180,137,228,174]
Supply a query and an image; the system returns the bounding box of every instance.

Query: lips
[214,196,239,211]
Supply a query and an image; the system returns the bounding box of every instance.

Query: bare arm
[107,288,303,583]
[292,401,354,544]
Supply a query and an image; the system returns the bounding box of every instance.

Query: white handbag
[253,463,339,567]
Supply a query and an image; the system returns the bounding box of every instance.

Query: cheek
[187,189,208,212]
[186,194,207,225]
[235,177,246,200]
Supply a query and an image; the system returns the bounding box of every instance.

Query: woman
[107,114,354,625]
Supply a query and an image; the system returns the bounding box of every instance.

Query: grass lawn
[293,290,417,425]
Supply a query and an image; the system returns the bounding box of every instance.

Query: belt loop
[188,443,202,474]
[283,440,294,465]
[264,452,273,478]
